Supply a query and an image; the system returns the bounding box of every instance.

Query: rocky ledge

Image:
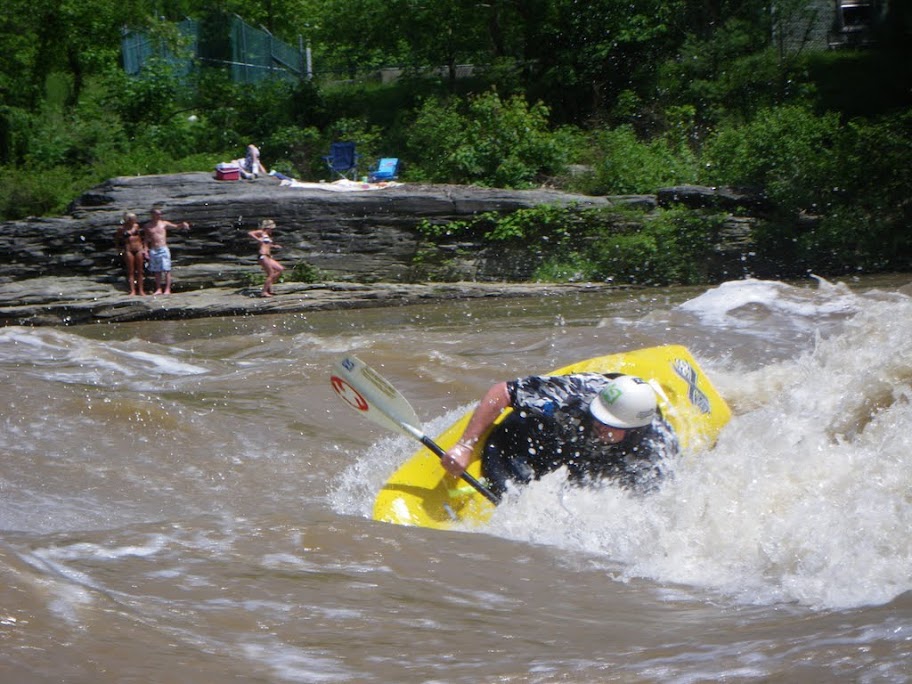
[0,173,761,326]
[0,276,619,327]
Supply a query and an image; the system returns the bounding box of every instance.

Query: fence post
[304,38,313,80]
[241,20,249,83]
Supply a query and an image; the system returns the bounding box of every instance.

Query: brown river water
[1,274,911,682]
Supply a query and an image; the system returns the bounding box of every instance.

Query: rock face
[0,173,763,326]
[656,184,772,212]
[0,173,613,288]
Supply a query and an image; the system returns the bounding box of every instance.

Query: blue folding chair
[368,158,400,182]
[323,142,360,180]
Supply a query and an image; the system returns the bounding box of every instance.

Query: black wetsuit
[481,373,679,497]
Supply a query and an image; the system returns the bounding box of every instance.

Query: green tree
[534,0,687,122]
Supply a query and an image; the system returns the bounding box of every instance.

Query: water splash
[489,283,912,610]
[337,279,912,610]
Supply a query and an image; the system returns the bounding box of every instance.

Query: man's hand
[441,442,474,478]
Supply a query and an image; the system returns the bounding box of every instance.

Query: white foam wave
[676,277,864,331]
[0,326,208,386]
[113,349,208,376]
[488,291,912,610]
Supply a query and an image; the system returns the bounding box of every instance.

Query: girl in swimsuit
[115,212,147,295]
[248,219,285,297]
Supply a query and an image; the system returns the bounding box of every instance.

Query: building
[774,0,890,54]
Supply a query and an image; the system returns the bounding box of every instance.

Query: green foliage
[532,254,594,283]
[837,112,912,228]
[0,0,146,109]
[805,48,912,119]
[0,0,909,283]
[586,209,720,285]
[189,71,327,154]
[793,111,912,272]
[657,19,787,127]
[417,203,721,285]
[245,260,322,287]
[536,0,688,122]
[0,106,34,165]
[701,105,842,211]
[418,204,582,246]
[703,106,912,274]
[569,124,699,195]
[406,91,566,187]
[286,260,322,283]
[262,125,322,179]
[108,59,193,132]
[0,165,82,219]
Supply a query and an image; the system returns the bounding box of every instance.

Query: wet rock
[0,276,618,327]
[656,185,771,213]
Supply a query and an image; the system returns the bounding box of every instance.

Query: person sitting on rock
[235,144,268,179]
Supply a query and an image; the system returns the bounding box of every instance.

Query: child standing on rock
[249,219,285,297]
[143,207,191,295]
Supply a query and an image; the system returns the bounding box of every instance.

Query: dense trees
[0,0,909,278]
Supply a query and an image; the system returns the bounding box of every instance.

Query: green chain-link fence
[121,14,306,84]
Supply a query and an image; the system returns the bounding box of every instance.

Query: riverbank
[0,276,620,326]
[0,173,768,326]
[0,173,619,287]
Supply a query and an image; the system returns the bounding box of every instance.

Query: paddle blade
[330,355,424,439]
[331,355,502,507]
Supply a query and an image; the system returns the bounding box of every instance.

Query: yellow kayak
[372,345,732,529]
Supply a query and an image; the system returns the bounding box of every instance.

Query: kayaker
[441,373,679,497]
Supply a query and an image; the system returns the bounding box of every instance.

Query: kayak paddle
[330,355,501,505]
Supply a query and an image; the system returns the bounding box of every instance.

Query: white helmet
[589,375,657,428]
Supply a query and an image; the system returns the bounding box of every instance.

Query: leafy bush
[0,165,82,219]
[701,106,912,275]
[794,111,912,272]
[571,124,699,196]
[701,105,841,212]
[588,209,720,285]
[287,260,323,283]
[0,106,34,166]
[657,21,802,127]
[261,125,322,179]
[406,91,566,187]
[417,204,585,248]
[107,60,192,131]
[417,203,722,285]
[245,260,322,287]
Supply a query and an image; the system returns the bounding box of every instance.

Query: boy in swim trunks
[142,207,191,295]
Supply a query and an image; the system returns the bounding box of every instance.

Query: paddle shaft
[418,435,500,506]
[331,356,500,506]
[388,406,500,505]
